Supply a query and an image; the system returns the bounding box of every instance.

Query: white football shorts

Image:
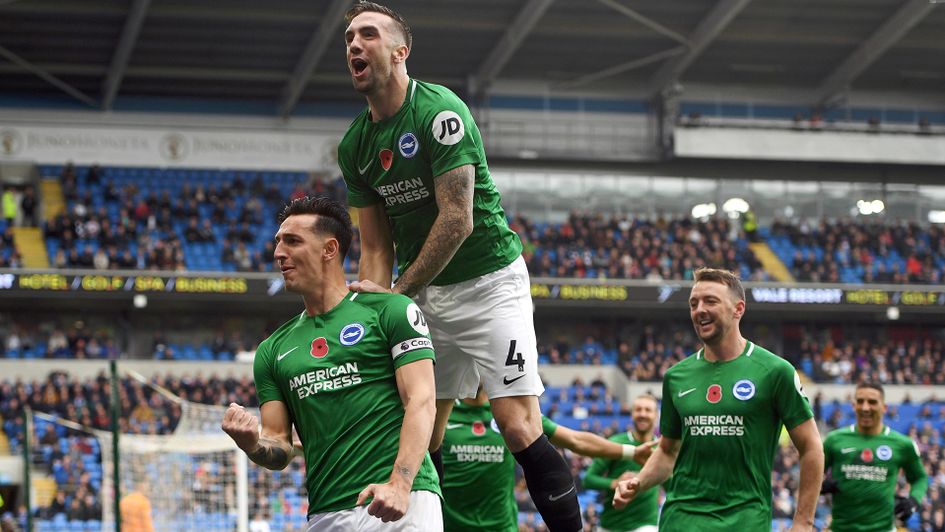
[416,256,544,401]
[305,490,442,531]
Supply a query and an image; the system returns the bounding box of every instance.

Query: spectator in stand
[19,186,36,227]
[1,187,17,226]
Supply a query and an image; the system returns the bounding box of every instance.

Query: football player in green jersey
[221,197,441,531]
[441,386,657,532]
[585,394,660,532]
[613,268,824,531]
[822,382,928,532]
[339,3,581,530]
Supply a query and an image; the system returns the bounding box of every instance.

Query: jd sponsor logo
[733,379,756,401]
[706,384,722,404]
[432,110,464,145]
[339,323,365,346]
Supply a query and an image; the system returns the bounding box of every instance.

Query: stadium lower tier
[3,373,945,531]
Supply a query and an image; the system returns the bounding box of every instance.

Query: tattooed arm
[222,401,294,470]
[392,164,474,297]
[356,358,436,521]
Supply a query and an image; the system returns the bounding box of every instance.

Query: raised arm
[392,164,474,297]
[222,400,294,471]
[357,202,396,288]
[613,436,680,509]
[788,418,824,532]
[357,358,436,522]
[549,424,655,465]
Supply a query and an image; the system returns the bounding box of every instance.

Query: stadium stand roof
[0,0,942,116]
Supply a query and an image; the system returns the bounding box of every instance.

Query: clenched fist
[222,403,260,452]
[613,477,642,510]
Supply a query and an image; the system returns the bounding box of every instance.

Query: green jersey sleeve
[419,91,483,177]
[660,376,682,439]
[541,415,558,437]
[378,294,435,369]
[252,339,283,405]
[902,437,929,500]
[823,431,835,470]
[584,456,617,491]
[772,360,813,430]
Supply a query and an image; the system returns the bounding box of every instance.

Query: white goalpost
[32,374,251,532]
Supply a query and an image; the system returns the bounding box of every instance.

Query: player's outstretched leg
[492,396,583,532]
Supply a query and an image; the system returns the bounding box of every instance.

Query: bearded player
[585,394,661,532]
[338,3,581,530]
[613,268,823,531]
[441,386,656,531]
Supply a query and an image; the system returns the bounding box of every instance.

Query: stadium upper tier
[19,164,944,285]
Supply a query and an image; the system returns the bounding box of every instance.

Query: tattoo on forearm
[247,437,290,469]
[395,463,414,481]
[395,166,474,297]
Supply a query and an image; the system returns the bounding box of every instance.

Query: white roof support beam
[596,0,690,46]
[646,0,754,96]
[278,0,350,118]
[101,0,151,110]
[471,0,555,98]
[555,46,686,89]
[0,44,97,107]
[815,0,937,107]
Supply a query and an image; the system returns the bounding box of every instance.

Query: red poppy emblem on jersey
[707,384,722,404]
[310,337,329,358]
[472,421,486,436]
[379,149,393,171]
[861,448,873,463]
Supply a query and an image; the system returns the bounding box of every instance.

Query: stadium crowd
[3,313,944,388]
[2,164,944,286]
[4,370,945,530]
[773,218,945,285]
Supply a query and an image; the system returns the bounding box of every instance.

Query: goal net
[31,376,249,532]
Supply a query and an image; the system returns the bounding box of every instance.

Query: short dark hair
[345,1,412,49]
[693,267,745,302]
[856,382,885,399]
[278,196,353,258]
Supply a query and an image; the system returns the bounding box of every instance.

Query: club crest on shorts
[876,445,892,461]
[861,448,874,463]
[707,384,722,404]
[379,148,393,171]
[733,379,756,400]
[472,421,486,436]
[398,132,419,158]
[339,323,365,346]
[311,337,329,358]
